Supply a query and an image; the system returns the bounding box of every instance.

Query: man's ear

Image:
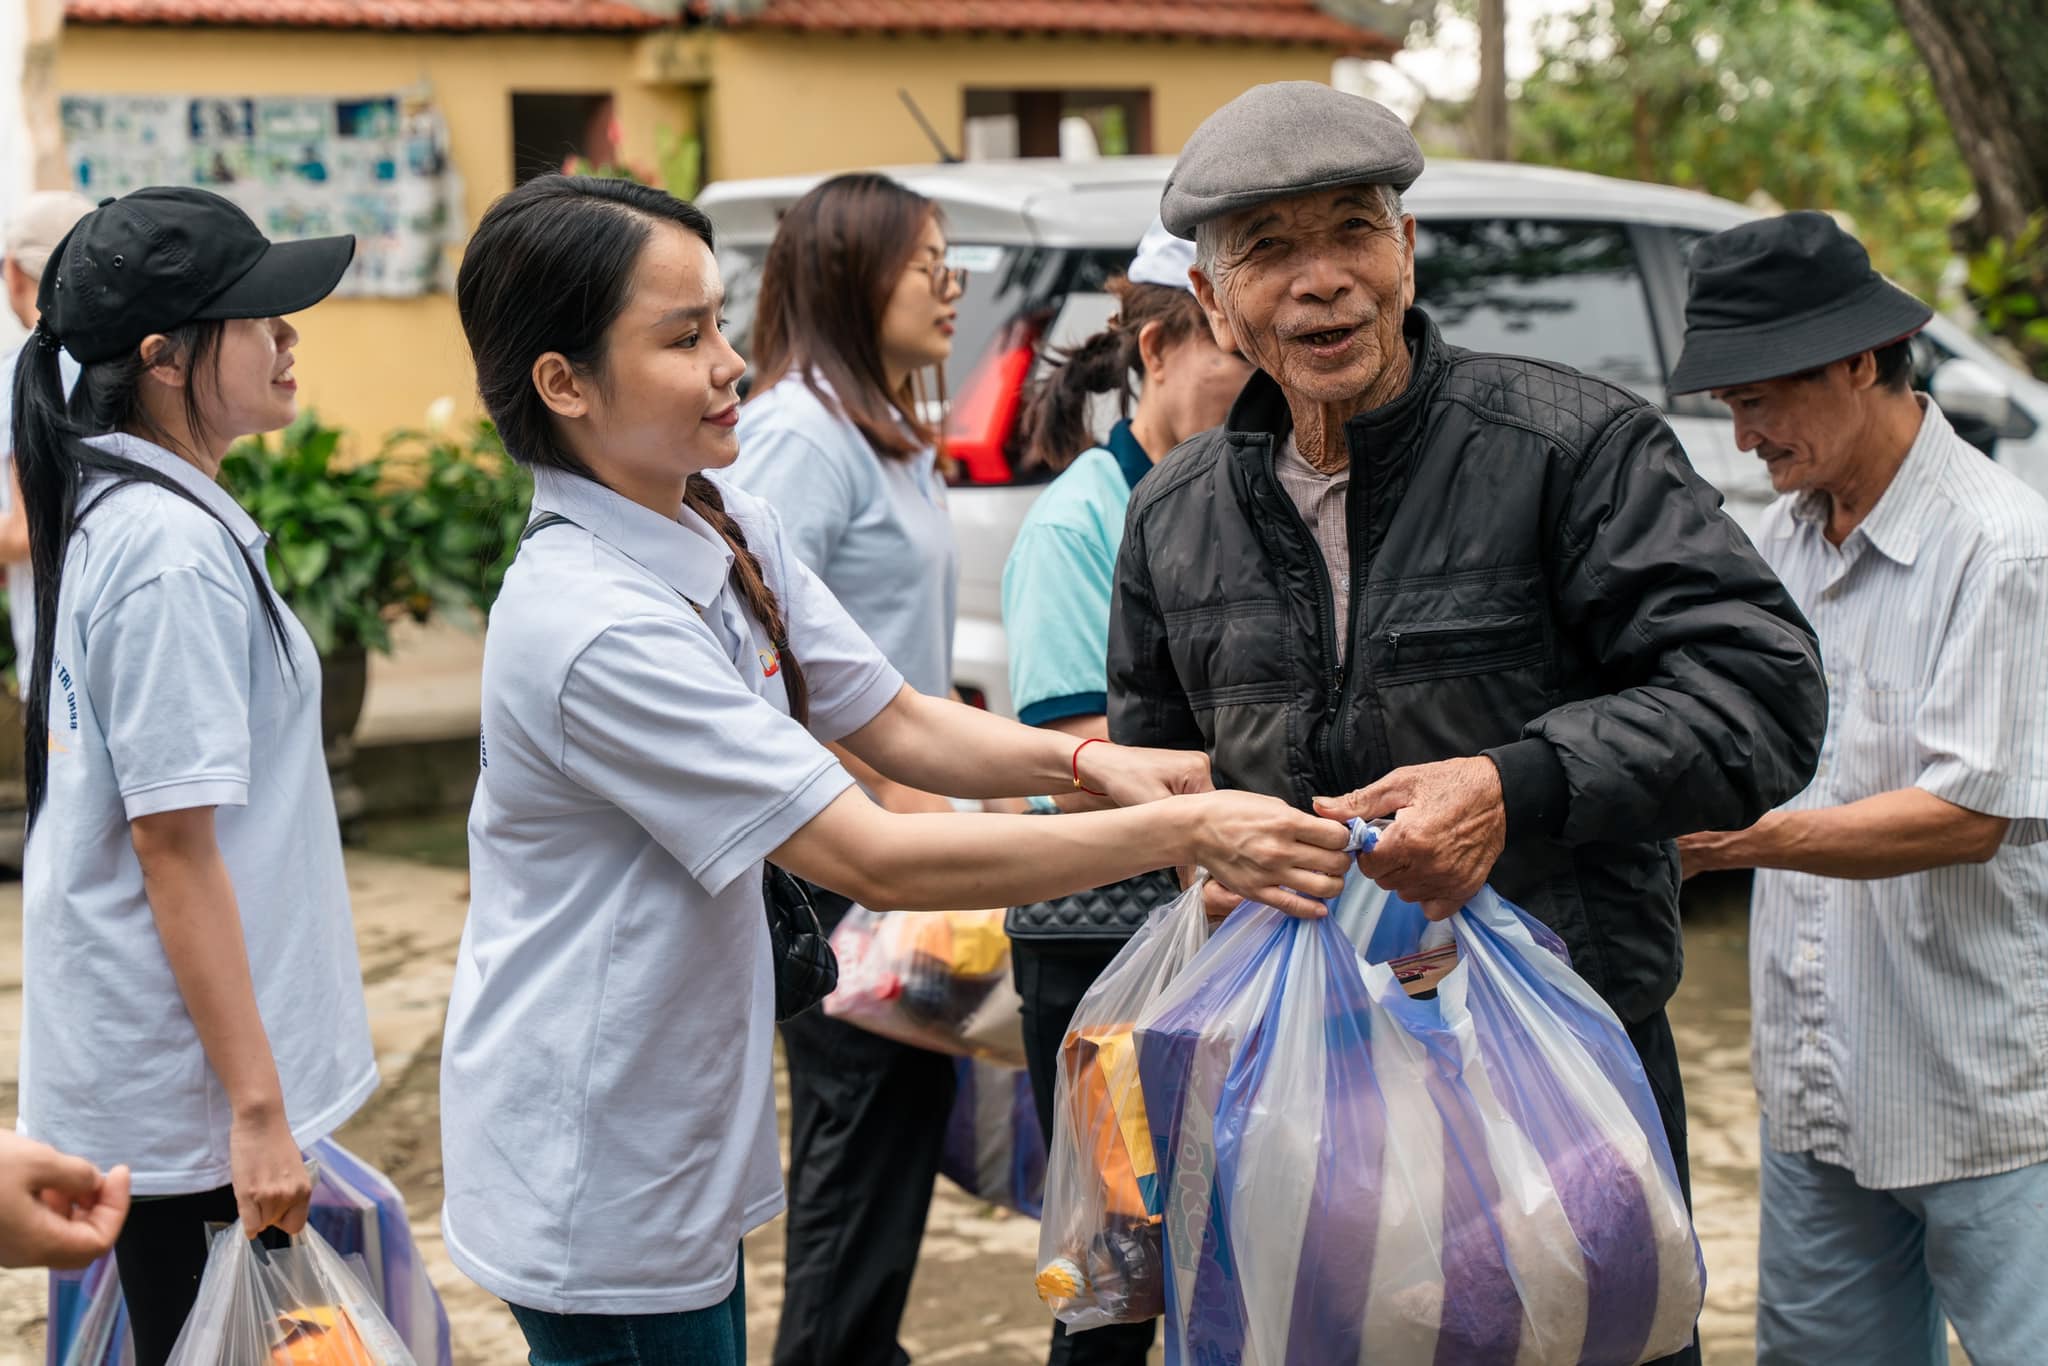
[533,352,591,420]
[1190,268,1242,358]
[1842,349,1881,393]
[1398,216,1418,315]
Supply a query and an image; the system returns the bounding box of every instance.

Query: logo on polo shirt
[758,645,781,679]
[47,658,78,754]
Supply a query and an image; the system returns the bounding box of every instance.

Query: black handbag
[522,512,840,1021]
[1005,866,1184,947]
[763,861,840,1020]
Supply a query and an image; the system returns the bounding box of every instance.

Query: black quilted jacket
[1105,309,1826,1023]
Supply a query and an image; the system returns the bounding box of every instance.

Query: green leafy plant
[220,413,532,658]
[1965,214,2048,374]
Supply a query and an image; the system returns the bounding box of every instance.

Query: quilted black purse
[1005,867,1184,946]
[763,861,839,1020]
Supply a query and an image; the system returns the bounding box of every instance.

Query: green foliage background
[1417,0,1972,304]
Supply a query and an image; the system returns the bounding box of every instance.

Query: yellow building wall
[55,25,1349,445]
[57,28,688,447]
[697,31,1341,180]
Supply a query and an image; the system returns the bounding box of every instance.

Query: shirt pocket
[1835,681,1919,797]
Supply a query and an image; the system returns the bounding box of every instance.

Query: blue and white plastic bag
[939,1057,1046,1217]
[1134,830,1703,1366]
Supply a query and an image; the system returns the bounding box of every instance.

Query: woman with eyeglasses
[726,171,969,1366]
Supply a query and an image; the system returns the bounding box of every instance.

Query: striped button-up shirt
[1750,398,2048,1189]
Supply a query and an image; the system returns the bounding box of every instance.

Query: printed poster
[60,88,462,298]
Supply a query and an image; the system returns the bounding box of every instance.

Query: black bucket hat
[1669,210,1932,396]
[36,186,355,366]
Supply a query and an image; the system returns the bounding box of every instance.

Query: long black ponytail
[12,322,296,829]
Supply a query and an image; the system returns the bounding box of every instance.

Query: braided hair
[455,173,810,723]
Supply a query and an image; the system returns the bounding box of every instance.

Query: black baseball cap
[37,186,355,365]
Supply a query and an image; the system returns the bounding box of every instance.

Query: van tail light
[946,314,1047,485]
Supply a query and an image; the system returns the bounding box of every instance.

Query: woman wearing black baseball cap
[7,186,378,1363]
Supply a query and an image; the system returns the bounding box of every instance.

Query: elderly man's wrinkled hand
[1314,757,1507,921]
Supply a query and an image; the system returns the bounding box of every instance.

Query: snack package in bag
[1135,829,1703,1366]
[48,1140,451,1366]
[938,1057,1047,1217]
[825,908,1027,1066]
[1033,881,1209,1329]
[164,1220,416,1365]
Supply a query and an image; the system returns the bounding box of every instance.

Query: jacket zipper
[1380,614,1530,670]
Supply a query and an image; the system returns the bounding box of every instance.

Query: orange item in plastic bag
[270,1306,369,1365]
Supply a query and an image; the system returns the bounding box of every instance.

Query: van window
[1415,219,1667,406]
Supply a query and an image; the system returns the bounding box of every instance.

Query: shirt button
[1803,945,1819,962]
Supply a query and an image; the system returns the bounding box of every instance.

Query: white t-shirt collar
[530,465,733,607]
[81,431,264,550]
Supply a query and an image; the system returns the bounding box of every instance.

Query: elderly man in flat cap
[1106,83,1828,1356]
[1670,213,2048,1365]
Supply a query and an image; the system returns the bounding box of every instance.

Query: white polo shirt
[17,432,377,1195]
[440,466,903,1314]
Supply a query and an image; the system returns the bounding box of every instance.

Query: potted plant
[221,413,531,836]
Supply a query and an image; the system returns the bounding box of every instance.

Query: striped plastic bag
[1134,866,1704,1366]
[937,1058,1046,1217]
[47,1140,451,1366]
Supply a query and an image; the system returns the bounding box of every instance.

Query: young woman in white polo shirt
[444,173,1353,1364]
[9,188,375,1364]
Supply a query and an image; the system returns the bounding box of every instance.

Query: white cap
[4,191,95,283]
[1126,217,1198,293]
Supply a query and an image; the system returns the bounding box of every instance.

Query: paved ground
[0,846,1966,1365]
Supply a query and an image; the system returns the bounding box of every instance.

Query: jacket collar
[83,431,265,550]
[1220,308,1447,473]
[1105,418,1154,492]
[529,465,733,607]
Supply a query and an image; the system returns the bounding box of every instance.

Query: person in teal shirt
[1001,219,1253,1366]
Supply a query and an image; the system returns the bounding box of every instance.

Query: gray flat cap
[1161,82,1425,240]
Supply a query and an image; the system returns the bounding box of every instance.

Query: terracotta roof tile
[63,0,672,32]
[693,0,1399,51]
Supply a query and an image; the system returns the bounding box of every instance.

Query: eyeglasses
[919,259,968,297]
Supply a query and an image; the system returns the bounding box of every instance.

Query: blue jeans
[508,1260,745,1366]
[1758,1133,2048,1366]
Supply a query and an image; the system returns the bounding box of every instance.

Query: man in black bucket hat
[1674,212,2048,1365]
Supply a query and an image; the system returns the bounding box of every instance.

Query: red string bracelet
[1071,737,1109,797]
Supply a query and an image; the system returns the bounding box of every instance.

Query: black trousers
[113,1184,289,1366]
[1015,940,1702,1366]
[1013,938,1160,1366]
[773,891,958,1366]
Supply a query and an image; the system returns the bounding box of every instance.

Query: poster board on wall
[59,88,461,298]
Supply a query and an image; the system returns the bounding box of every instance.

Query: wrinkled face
[1712,358,1874,497]
[541,221,749,490]
[1192,187,1416,406]
[878,214,960,377]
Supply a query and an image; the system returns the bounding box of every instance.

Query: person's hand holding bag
[1181,791,1351,919]
[231,1105,312,1239]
